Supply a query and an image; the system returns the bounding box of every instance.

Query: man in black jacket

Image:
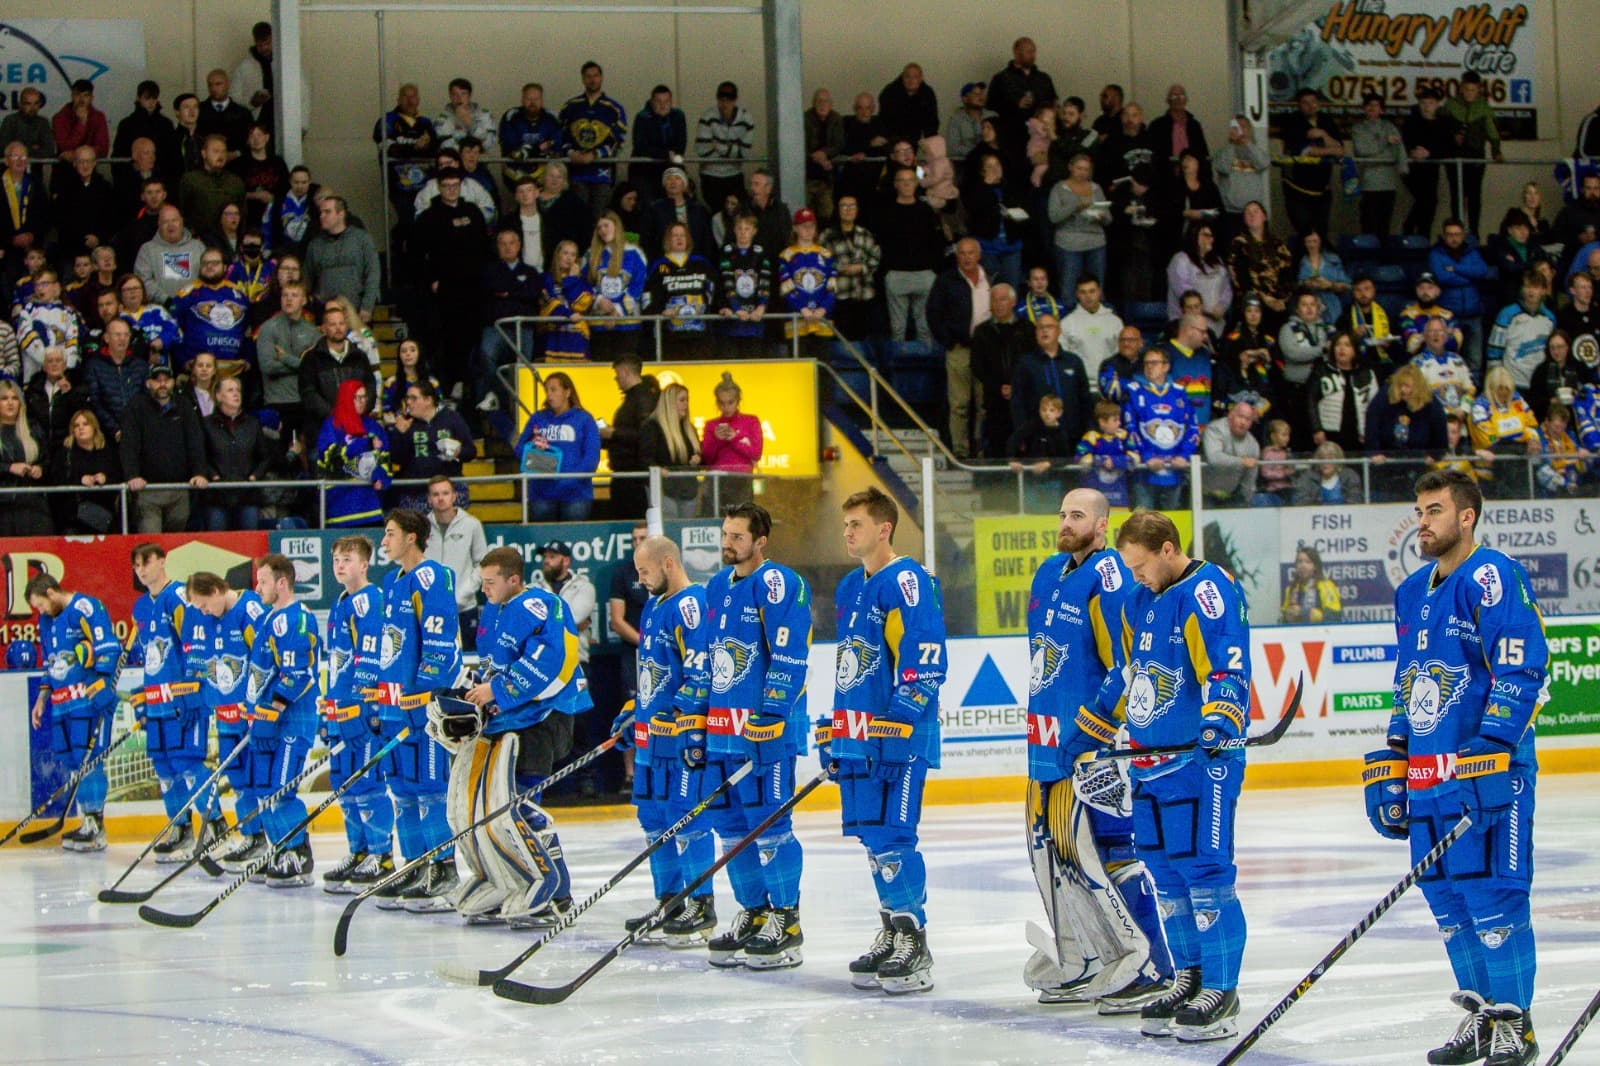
[120,358,208,533]
[296,303,375,442]
[878,64,940,144]
[414,170,491,398]
[473,228,541,413]
[113,81,176,175]
[970,284,1033,458]
[926,238,995,458]
[1010,315,1091,450]
[603,353,660,518]
[1402,87,1458,237]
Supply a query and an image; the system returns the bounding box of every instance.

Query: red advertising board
[0,533,269,647]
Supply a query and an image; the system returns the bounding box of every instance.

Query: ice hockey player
[1367,469,1548,1066]
[26,574,123,852]
[696,502,812,969]
[819,487,945,994]
[319,536,396,892]
[185,571,268,867]
[130,544,210,862]
[1020,488,1173,1011]
[616,535,716,945]
[1107,510,1252,1042]
[452,546,586,927]
[242,553,322,887]
[375,508,465,912]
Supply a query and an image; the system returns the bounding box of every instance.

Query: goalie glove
[1072,754,1132,818]
[425,693,484,756]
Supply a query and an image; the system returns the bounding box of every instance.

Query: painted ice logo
[1401,660,1470,737]
[763,568,787,604]
[710,637,756,693]
[1028,635,1068,696]
[897,569,920,607]
[1094,556,1122,591]
[379,624,403,668]
[1124,661,1183,727]
[834,636,881,692]
[1473,563,1503,607]
[1194,579,1225,620]
[679,596,701,629]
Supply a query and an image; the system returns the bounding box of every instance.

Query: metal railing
[492,311,819,362]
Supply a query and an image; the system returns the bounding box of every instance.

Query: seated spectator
[539,238,607,363]
[1309,331,1379,453]
[1365,362,1448,499]
[120,358,209,533]
[434,77,498,151]
[1526,330,1587,422]
[1534,403,1591,497]
[821,195,880,342]
[389,379,476,511]
[1046,153,1110,302]
[1469,364,1540,496]
[298,303,376,443]
[14,268,85,378]
[642,222,717,357]
[515,370,601,521]
[1399,271,1461,354]
[642,166,715,262]
[1122,345,1197,509]
[1413,317,1478,412]
[255,281,316,441]
[1074,399,1138,507]
[25,346,87,455]
[53,146,117,256]
[699,372,762,505]
[1201,400,1261,507]
[1295,229,1350,324]
[9,247,48,315]
[963,152,1025,289]
[381,337,439,426]
[233,123,288,234]
[70,246,122,320]
[1226,201,1291,322]
[315,378,389,528]
[1167,221,1232,335]
[535,162,594,266]
[200,375,271,530]
[1021,266,1064,325]
[640,382,702,518]
[51,407,122,533]
[180,350,219,420]
[1256,418,1295,504]
[1280,546,1342,623]
[778,207,836,342]
[1098,323,1146,403]
[117,274,178,357]
[86,320,149,440]
[0,320,16,381]
[1487,208,1550,309]
[586,210,649,361]
[1435,410,1480,480]
[172,248,249,372]
[611,181,647,245]
[1556,272,1599,356]
[304,195,381,323]
[1487,267,1557,390]
[1337,273,1401,375]
[1291,440,1364,506]
[0,377,51,535]
[82,289,131,362]
[134,204,206,304]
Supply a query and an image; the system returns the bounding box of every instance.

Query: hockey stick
[333,725,627,957]
[98,738,348,903]
[439,759,756,987]
[1216,813,1473,1065]
[138,728,410,929]
[494,766,832,1006]
[1544,987,1600,1066]
[3,725,139,849]
[96,729,252,901]
[1095,675,1303,763]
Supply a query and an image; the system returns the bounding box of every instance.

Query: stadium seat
[1338,234,1381,257]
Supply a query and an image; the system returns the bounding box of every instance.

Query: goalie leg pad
[1025,778,1097,992]
[449,737,502,917]
[473,734,570,920]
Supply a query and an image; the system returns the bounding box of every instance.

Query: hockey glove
[1455,736,1515,821]
[813,717,837,781]
[1362,749,1409,840]
[611,710,635,750]
[679,716,707,771]
[871,733,913,782]
[1198,701,1247,757]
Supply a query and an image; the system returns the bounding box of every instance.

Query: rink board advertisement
[0,20,148,116]
[1266,1,1541,138]
[973,511,1194,635]
[1202,500,1600,624]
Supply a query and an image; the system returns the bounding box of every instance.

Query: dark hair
[1441,217,1466,231]
[331,534,373,561]
[24,573,62,601]
[542,370,582,410]
[723,501,772,541]
[843,486,898,539]
[1413,468,1483,530]
[652,84,672,97]
[131,542,166,564]
[1064,95,1086,111]
[252,21,273,41]
[290,164,311,177]
[137,79,160,99]
[257,553,295,586]
[1182,220,1222,269]
[458,136,483,151]
[71,78,95,95]
[581,61,602,75]
[1075,272,1101,289]
[406,379,439,403]
[173,92,198,110]
[187,571,230,597]
[481,546,526,580]
[612,353,644,375]
[448,77,473,94]
[1460,71,1483,85]
[1499,207,1532,235]
[1295,544,1326,579]
[385,508,430,550]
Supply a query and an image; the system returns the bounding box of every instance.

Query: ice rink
[4,775,1598,1066]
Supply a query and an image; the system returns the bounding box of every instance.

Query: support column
[763,0,804,211]
[272,0,306,166]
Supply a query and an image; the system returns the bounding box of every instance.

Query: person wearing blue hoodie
[1428,218,1493,375]
[515,369,601,520]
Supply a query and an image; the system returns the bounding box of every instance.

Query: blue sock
[757,829,803,910]
[722,835,768,910]
[676,830,716,899]
[868,846,927,925]
[339,798,364,853]
[1156,888,1202,971]
[393,795,422,861]
[358,794,394,855]
[645,831,682,897]
[418,791,452,858]
[1478,905,1536,1010]
[1190,884,1247,990]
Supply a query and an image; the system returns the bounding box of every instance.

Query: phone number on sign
[1320,75,1520,104]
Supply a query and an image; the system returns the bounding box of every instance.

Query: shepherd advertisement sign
[0,20,148,116]
[1267,1,1540,138]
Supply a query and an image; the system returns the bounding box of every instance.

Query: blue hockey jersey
[204,590,266,731]
[38,593,121,716]
[636,585,710,768]
[705,562,812,757]
[121,304,180,353]
[315,418,392,528]
[378,559,462,722]
[1110,560,1251,775]
[246,601,321,740]
[1390,545,1548,782]
[170,280,250,367]
[1122,377,1199,487]
[134,580,198,718]
[559,92,628,183]
[777,243,836,337]
[483,587,583,735]
[325,583,383,738]
[1025,549,1134,781]
[590,245,648,331]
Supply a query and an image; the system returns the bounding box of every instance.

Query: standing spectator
[878,64,940,144]
[272,166,317,258]
[1488,268,1558,389]
[528,539,599,790]
[499,83,563,194]
[1308,331,1379,452]
[0,378,51,535]
[0,320,16,381]
[926,238,992,457]
[85,320,148,439]
[1122,346,1197,509]
[1213,117,1271,243]
[640,382,702,517]
[170,248,249,372]
[472,228,541,408]
[1556,271,1599,358]
[696,82,755,210]
[381,338,439,425]
[113,140,163,234]
[1200,400,1261,507]
[1279,288,1334,438]
[837,93,889,208]
[134,204,206,304]
[642,166,715,260]
[642,222,717,357]
[297,303,375,443]
[1280,547,1342,624]
[434,77,497,152]
[744,169,792,259]
[1095,103,1154,188]
[1167,222,1233,335]
[1005,393,1077,508]
[1219,299,1288,418]
[1366,362,1448,499]
[1429,217,1493,373]
[700,372,762,505]
[1107,163,1163,302]
[199,375,270,530]
[234,22,287,134]
[169,93,204,177]
[50,80,110,165]
[25,346,87,456]
[1413,316,1478,412]
[424,475,488,649]
[1441,71,1503,236]
[52,147,117,256]
[119,358,208,532]
[630,85,687,199]
[1401,87,1457,237]
[255,281,316,436]
[1256,418,1295,502]
[1349,93,1407,236]
[1469,364,1540,496]
[971,285,1032,458]
[232,123,289,235]
[454,138,501,226]
[1526,331,1587,422]
[388,380,476,509]
[0,141,51,288]
[804,89,844,218]
[70,247,120,321]
[180,351,219,420]
[13,268,84,377]
[1073,398,1139,505]
[1292,440,1364,504]
[877,168,943,345]
[586,210,649,360]
[821,194,880,342]
[1161,309,1218,426]
[1164,149,1224,253]
[117,275,178,358]
[1338,273,1401,372]
[603,354,660,517]
[1278,88,1343,240]
[607,522,651,789]
[1058,272,1122,386]
[534,162,594,266]
[503,175,546,272]
[1146,84,1209,173]
[988,38,1057,173]
[314,379,389,528]
[1010,314,1091,443]
[414,173,490,396]
[304,195,380,323]
[1296,229,1351,324]
[178,135,246,236]
[374,84,437,225]
[50,408,122,533]
[716,211,773,356]
[1227,201,1292,323]
[962,153,1024,289]
[1400,271,1462,353]
[777,207,836,344]
[945,82,996,166]
[197,70,254,156]
[559,62,628,216]
[1092,84,1125,140]
[0,89,54,162]
[516,370,601,521]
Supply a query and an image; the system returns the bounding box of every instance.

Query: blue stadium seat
[885,341,944,405]
[1123,302,1168,330]
[1387,234,1431,258]
[1338,234,1381,257]
[276,515,308,531]
[1371,263,1409,290]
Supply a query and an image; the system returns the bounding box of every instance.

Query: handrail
[492,311,815,363]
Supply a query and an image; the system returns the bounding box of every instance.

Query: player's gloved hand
[680,719,707,771]
[813,717,837,781]
[871,734,912,782]
[611,711,635,750]
[1362,749,1409,840]
[1198,702,1246,758]
[1455,735,1515,822]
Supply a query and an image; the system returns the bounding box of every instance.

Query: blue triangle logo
[961,655,1017,707]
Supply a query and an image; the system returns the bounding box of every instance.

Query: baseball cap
[540,540,573,557]
[792,207,816,226]
[961,81,987,97]
[1241,292,1263,309]
[663,165,689,184]
[148,357,174,379]
[1416,271,1439,286]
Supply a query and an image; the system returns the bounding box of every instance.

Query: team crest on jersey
[896,570,920,606]
[209,654,247,694]
[1094,556,1123,592]
[1399,660,1470,737]
[834,636,882,692]
[637,659,669,708]
[328,647,352,685]
[678,597,701,629]
[1028,635,1068,696]
[246,663,272,705]
[144,635,171,674]
[763,569,787,604]
[1473,563,1503,607]
[416,567,436,591]
[1124,661,1184,727]
[379,624,404,668]
[710,638,757,693]
[46,653,71,682]
[1194,580,1226,620]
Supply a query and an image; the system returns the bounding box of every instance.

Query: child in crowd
[1256,418,1295,503]
[1074,400,1137,506]
[1021,266,1064,324]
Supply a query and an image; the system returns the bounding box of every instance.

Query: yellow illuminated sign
[517,360,820,477]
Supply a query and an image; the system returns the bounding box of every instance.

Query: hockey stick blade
[334,725,628,957]
[1097,674,1304,762]
[448,759,758,987]
[139,728,408,929]
[493,767,831,1006]
[1217,813,1473,1065]
[1544,987,1600,1066]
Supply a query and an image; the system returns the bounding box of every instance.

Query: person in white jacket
[231,21,312,134]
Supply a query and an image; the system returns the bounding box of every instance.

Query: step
[471,501,524,523]
[462,459,496,478]
[470,479,517,502]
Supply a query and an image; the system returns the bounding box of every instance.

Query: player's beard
[721,547,747,566]
[1057,528,1094,555]
[646,575,668,597]
[1421,524,1460,559]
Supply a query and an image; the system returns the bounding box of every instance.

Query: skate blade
[881,973,933,996]
[664,931,712,949]
[1139,1018,1178,1038]
[743,948,803,970]
[1174,1018,1239,1043]
[850,972,881,991]
[265,876,313,889]
[401,899,457,914]
[1097,987,1173,1015]
[1038,989,1097,1005]
[322,882,356,895]
[374,897,411,911]
[61,841,107,853]
[707,950,747,969]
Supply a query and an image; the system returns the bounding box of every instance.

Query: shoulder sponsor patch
[1094,555,1123,592]
[352,594,369,618]
[1473,563,1503,607]
[73,597,93,617]
[764,568,787,604]
[896,569,920,607]
[1194,579,1225,620]
[272,612,289,636]
[679,596,702,629]
[526,596,549,620]
[416,566,435,591]
[246,600,265,621]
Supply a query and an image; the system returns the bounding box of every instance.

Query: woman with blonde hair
[1468,364,1540,496]
[585,210,648,361]
[700,372,763,506]
[52,407,123,533]
[1364,361,1447,500]
[0,378,53,534]
[639,381,702,517]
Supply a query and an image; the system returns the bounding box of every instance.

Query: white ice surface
[3,776,1598,1065]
